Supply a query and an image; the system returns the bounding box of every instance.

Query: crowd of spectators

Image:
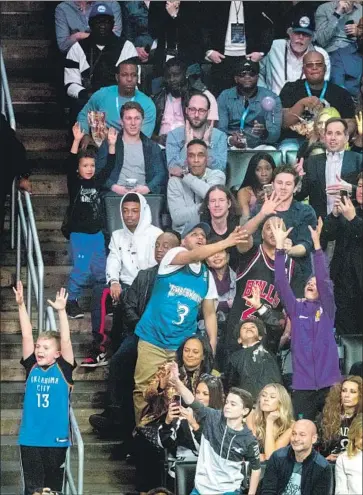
[10,1,363,494]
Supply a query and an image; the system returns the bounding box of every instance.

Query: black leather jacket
[121,265,159,334]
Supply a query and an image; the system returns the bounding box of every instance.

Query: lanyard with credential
[284,43,304,82]
[240,103,249,131]
[304,80,328,101]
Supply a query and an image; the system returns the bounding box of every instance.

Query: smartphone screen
[263,184,273,196]
[340,189,348,199]
[172,394,181,406]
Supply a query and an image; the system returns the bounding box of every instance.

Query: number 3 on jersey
[173,302,190,325]
[37,393,49,408]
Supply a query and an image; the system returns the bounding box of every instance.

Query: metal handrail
[16,190,84,494]
[0,48,16,249]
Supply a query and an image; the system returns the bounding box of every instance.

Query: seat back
[103,193,164,235]
[340,334,363,375]
[286,150,298,166]
[226,150,283,191]
[175,460,197,495]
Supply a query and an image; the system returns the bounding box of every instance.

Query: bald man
[261,419,333,494]
[278,50,356,157]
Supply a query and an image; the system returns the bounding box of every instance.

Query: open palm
[47,288,68,310]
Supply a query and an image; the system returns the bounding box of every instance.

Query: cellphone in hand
[263,184,273,197]
[172,394,181,406]
[340,189,349,199]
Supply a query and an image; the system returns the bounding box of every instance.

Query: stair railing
[0,47,17,249]
[16,191,84,495]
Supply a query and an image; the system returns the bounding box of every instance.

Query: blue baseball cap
[89,2,114,20]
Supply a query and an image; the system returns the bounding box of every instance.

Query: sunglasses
[237,70,258,77]
[303,62,325,69]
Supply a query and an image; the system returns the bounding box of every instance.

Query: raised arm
[13,281,34,360]
[309,218,336,320]
[171,227,249,265]
[47,288,74,366]
[270,218,297,317]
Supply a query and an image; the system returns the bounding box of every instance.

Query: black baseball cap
[290,13,315,36]
[181,222,211,240]
[234,57,259,76]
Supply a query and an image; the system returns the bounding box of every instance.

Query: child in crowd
[64,123,117,365]
[13,281,76,495]
[169,362,261,495]
[272,217,341,421]
[335,414,363,495]
[224,317,282,400]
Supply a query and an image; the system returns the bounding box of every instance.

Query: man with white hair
[259,11,330,95]
[261,420,333,494]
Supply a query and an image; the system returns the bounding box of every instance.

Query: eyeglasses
[303,62,325,69]
[187,107,208,116]
[237,70,257,77]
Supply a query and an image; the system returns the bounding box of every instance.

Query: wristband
[109,280,119,286]
[227,136,233,146]
[333,11,341,18]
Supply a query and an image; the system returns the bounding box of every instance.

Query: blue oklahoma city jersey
[136,263,210,350]
[19,360,72,447]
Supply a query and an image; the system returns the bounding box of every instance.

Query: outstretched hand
[260,191,284,217]
[13,280,24,306]
[72,122,85,142]
[47,288,68,311]
[356,111,363,137]
[107,127,118,146]
[308,217,323,249]
[243,284,262,309]
[168,361,180,387]
[269,217,293,250]
[226,226,249,247]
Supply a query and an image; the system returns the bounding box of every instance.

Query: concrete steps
[17,128,68,151]
[0,312,93,334]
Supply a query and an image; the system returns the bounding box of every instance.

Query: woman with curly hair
[237,153,276,220]
[335,413,363,495]
[318,376,362,461]
[199,185,241,270]
[246,383,295,461]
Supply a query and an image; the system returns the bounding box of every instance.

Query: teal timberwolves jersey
[136,263,209,350]
[19,359,73,447]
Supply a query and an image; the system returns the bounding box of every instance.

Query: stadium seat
[340,335,363,375]
[175,460,197,495]
[226,150,283,191]
[286,150,298,166]
[103,193,165,235]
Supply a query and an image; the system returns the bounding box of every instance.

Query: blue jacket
[96,131,167,194]
[217,86,282,148]
[261,446,333,495]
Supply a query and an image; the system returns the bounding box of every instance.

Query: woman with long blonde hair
[246,383,294,461]
[335,414,363,494]
[319,376,362,461]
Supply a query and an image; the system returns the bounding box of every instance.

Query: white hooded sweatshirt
[106,193,163,286]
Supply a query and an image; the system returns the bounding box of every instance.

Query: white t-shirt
[159,247,218,301]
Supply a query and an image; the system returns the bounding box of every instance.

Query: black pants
[134,433,162,492]
[20,445,67,495]
[106,333,139,439]
[292,387,330,421]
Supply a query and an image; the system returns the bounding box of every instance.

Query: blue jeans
[190,489,239,495]
[67,231,106,299]
[67,231,107,345]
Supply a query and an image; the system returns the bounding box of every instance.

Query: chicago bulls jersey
[227,246,299,353]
